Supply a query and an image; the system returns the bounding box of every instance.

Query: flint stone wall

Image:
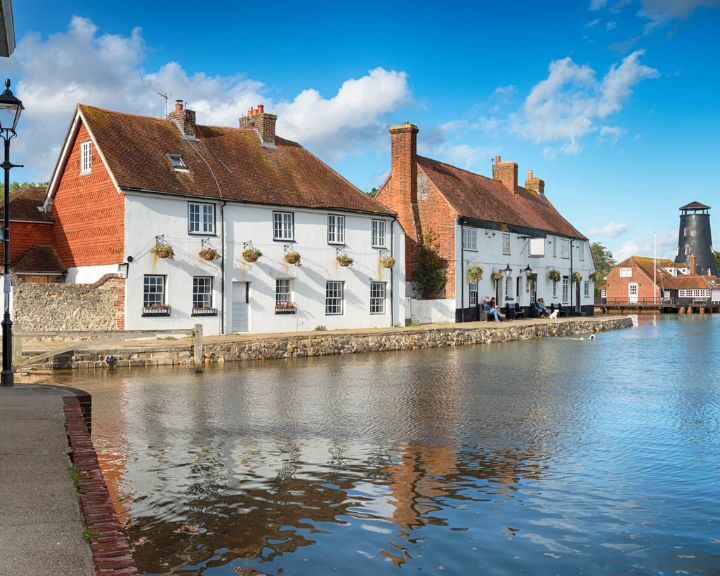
[13,274,125,331]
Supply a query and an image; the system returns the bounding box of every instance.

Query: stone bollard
[193,324,204,373]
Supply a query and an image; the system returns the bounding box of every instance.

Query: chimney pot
[238,104,277,146]
[257,104,264,113]
[528,169,533,179]
[175,99,184,111]
[495,155,501,164]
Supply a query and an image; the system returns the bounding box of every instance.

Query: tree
[590,242,615,290]
[367,187,379,198]
[0,181,49,199]
[414,230,447,298]
[715,250,720,271]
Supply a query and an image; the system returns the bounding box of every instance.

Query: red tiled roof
[13,245,67,274]
[416,156,586,239]
[615,256,719,290]
[0,187,52,222]
[78,105,393,216]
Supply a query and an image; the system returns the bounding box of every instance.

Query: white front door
[232,282,249,332]
[628,283,639,303]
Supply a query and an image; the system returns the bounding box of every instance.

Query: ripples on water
[57,315,720,575]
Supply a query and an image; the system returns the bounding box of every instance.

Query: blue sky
[2,0,719,261]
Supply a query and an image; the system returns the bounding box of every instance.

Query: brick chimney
[240,104,277,146]
[167,100,197,139]
[688,254,698,274]
[525,169,545,195]
[492,156,518,193]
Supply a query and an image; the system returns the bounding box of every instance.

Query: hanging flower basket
[527,272,538,283]
[152,242,174,260]
[199,246,219,261]
[572,271,583,283]
[379,255,395,269]
[467,265,483,284]
[284,251,301,266]
[548,269,561,282]
[491,271,504,282]
[336,253,354,267]
[242,247,262,263]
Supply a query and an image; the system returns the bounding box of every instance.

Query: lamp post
[0,79,24,387]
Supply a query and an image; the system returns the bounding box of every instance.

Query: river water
[56,315,720,575]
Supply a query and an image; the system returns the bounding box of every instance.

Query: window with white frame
[372,219,386,248]
[502,233,511,255]
[192,276,213,310]
[679,289,710,298]
[684,227,693,237]
[552,237,557,258]
[325,281,344,315]
[273,211,294,241]
[188,202,215,235]
[327,214,346,244]
[516,276,523,298]
[553,280,558,298]
[80,141,92,174]
[584,281,590,298]
[562,276,569,304]
[504,275,513,300]
[619,268,632,278]
[579,242,585,261]
[561,239,570,259]
[275,278,295,313]
[167,154,187,170]
[370,282,386,314]
[685,245,691,255]
[469,282,478,307]
[463,227,478,251]
[143,275,166,308]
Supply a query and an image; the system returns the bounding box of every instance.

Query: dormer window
[167,154,187,170]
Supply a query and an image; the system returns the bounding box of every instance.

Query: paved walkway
[0,385,95,576]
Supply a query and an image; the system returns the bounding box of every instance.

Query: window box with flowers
[142,304,171,317]
[275,301,297,315]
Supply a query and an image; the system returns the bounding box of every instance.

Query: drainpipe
[569,238,574,315]
[389,216,395,327]
[458,216,465,323]
[220,200,226,334]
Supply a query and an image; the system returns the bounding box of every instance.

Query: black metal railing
[191,307,218,316]
[142,304,171,317]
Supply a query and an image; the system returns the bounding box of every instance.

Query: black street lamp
[502,263,512,278]
[0,79,24,387]
[523,264,533,277]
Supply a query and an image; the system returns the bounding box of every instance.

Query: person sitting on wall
[536,298,550,318]
[486,297,506,321]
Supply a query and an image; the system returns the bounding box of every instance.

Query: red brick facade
[605,257,663,301]
[51,122,125,268]
[376,124,458,297]
[0,221,53,264]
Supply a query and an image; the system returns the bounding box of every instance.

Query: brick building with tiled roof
[41,101,405,334]
[375,123,595,322]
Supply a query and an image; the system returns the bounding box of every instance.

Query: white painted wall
[123,193,405,335]
[406,298,455,324]
[66,264,120,284]
[455,225,596,311]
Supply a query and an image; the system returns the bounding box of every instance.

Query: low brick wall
[63,397,138,575]
[30,317,632,370]
[13,274,125,331]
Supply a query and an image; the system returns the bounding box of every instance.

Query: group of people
[481,297,553,321]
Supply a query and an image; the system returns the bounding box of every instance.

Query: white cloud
[606,20,617,30]
[588,221,629,237]
[510,50,658,156]
[640,0,720,27]
[590,0,608,10]
[0,17,410,179]
[598,125,626,143]
[613,229,676,261]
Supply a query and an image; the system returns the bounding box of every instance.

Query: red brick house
[375,122,594,322]
[0,188,66,282]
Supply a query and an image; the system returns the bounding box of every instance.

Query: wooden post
[193,324,203,373]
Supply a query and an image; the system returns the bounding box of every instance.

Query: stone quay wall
[13,274,125,332]
[29,317,632,370]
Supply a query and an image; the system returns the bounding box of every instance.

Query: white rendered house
[43,103,405,335]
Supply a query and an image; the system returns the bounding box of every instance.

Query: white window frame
[327,214,346,245]
[372,219,386,248]
[192,276,213,310]
[502,233,511,255]
[167,154,187,170]
[552,237,557,258]
[504,275,513,300]
[561,239,570,259]
[468,281,478,307]
[579,242,585,261]
[562,276,569,304]
[80,141,92,175]
[143,275,166,308]
[463,227,478,251]
[584,281,590,298]
[273,211,294,241]
[552,280,558,298]
[619,268,632,278]
[370,281,386,314]
[188,202,216,235]
[325,281,344,315]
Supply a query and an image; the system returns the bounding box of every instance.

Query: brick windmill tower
[674,201,718,275]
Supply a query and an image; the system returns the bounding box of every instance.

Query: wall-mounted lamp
[524,264,533,277]
[503,263,513,278]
